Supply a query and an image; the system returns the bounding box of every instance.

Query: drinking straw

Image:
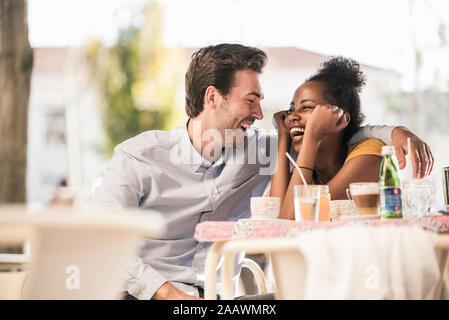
[285,152,308,186]
[406,137,413,179]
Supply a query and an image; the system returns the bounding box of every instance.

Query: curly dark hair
[306,56,366,144]
[185,44,267,118]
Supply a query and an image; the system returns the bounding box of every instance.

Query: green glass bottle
[379,145,402,219]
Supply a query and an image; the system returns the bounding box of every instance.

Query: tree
[386,0,449,137]
[0,0,33,203]
[87,1,183,156]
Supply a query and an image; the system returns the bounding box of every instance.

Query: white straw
[285,152,308,186]
[407,137,413,179]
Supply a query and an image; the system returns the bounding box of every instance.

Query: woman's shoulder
[345,139,385,165]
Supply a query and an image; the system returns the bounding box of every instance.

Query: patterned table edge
[194,216,449,242]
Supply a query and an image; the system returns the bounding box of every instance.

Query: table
[195,216,449,299]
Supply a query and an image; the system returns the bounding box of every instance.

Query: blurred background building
[23,0,449,208]
[27,48,104,207]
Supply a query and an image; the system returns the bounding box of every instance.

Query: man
[90,43,433,300]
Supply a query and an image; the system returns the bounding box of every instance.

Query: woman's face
[287,81,333,152]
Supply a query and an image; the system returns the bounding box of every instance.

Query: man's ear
[203,86,219,111]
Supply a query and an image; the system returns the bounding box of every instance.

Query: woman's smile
[289,125,305,143]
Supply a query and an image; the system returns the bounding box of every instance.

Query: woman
[270,56,384,220]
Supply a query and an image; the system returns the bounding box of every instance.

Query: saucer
[339,214,379,221]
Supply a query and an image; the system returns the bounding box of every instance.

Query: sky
[28,0,449,90]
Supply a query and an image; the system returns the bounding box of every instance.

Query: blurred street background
[10,0,449,208]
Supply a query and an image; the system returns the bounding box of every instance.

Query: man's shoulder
[115,127,182,156]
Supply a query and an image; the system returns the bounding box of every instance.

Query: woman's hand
[273,110,291,139]
[305,105,348,141]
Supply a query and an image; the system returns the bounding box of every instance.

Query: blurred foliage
[86,1,184,156]
[384,0,449,138]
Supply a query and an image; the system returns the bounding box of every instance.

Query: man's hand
[153,282,203,300]
[391,126,434,179]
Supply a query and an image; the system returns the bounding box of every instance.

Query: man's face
[215,69,264,147]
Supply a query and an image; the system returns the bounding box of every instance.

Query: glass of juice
[293,185,322,222]
[318,185,330,222]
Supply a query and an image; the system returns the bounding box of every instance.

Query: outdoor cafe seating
[0,206,165,299]
[1,191,449,300]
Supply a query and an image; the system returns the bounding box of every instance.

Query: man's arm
[348,125,394,145]
[90,148,202,300]
[124,257,201,300]
[349,125,434,179]
[89,148,143,209]
[124,257,170,299]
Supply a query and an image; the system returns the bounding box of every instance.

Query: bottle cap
[381,145,395,156]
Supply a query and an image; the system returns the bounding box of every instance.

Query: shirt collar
[170,120,226,172]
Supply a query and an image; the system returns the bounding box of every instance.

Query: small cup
[329,200,358,221]
[404,177,435,217]
[346,182,380,216]
[250,197,280,219]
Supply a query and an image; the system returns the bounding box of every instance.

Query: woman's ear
[344,112,350,125]
[336,112,350,131]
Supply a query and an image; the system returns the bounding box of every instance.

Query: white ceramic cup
[250,197,280,219]
[329,200,358,221]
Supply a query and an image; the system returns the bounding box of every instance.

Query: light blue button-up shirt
[90,122,277,299]
[90,121,393,299]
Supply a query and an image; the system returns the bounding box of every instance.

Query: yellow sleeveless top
[344,139,384,165]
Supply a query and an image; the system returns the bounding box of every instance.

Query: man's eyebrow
[247,91,264,99]
[300,99,317,104]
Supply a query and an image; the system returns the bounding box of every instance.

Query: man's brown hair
[185,43,267,118]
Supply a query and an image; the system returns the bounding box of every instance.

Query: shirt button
[207,171,211,175]
[138,293,143,299]
[194,267,199,272]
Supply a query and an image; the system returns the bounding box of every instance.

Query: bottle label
[380,187,402,219]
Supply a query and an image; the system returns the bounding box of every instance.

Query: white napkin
[295,225,442,299]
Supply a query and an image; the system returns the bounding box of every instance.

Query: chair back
[270,249,306,299]
[0,206,165,299]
